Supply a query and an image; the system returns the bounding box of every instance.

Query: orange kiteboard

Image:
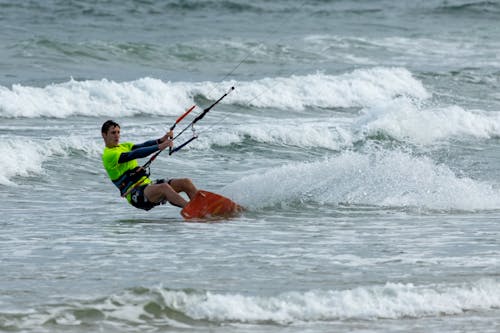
[181,190,243,220]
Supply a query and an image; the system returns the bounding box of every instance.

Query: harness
[112,166,149,197]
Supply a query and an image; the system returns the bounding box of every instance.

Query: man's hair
[101,120,120,134]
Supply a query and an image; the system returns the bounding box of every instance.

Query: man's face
[102,125,120,147]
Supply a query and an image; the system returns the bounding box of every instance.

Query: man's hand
[159,130,174,143]
[159,138,174,150]
[158,130,174,150]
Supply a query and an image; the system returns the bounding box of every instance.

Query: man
[101,120,197,210]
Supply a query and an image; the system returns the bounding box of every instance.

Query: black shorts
[129,179,171,211]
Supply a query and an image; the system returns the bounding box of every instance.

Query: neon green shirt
[102,142,151,202]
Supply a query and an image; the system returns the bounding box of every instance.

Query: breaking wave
[1,279,499,332]
[0,67,428,118]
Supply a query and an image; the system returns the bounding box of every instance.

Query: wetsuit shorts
[130,179,172,211]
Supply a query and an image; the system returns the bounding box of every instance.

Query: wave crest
[2,279,499,330]
[0,67,428,118]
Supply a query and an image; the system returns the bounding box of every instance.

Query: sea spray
[223,149,500,211]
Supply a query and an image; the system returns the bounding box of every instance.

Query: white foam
[7,279,500,329]
[223,149,500,211]
[159,279,500,323]
[0,77,193,118]
[217,67,429,110]
[189,98,500,150]
[357,97,500,144]
[193,119,353,151]
[0,139,46,185]
[0,136,100,186]
[0,67,428,118]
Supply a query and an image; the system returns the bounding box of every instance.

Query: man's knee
[173,178,194,187]
[183,178,197,191]
[181,178,194,186]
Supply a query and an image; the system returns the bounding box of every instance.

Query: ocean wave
[222,149,500,211]
[434,1,500,15]
[192,119,353,151]
[191,98,500,150]
[0,136,100,186]
[166,0,265,13]
[222,67,429,110]
[1,279,498,331]
[356,97,500,144]
[303,34,500,70]
[19,37,157,63]
[0,67,428,118]
[0,77,193,118]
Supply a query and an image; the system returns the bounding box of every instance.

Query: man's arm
[132,139,160,150]
[131,130,174,150]
[118,144,159,163]
[118,132,174,164]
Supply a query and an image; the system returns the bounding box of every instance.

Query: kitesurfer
[101,120,197,210]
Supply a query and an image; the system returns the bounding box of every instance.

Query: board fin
[181,190,243,220]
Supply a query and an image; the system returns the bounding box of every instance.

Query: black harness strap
[112,166,149,197]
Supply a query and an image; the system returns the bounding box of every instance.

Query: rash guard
[102,140,160,202]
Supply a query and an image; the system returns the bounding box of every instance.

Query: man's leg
[168,178,198,199]
[144,178,198,208]
[144,182,188,208]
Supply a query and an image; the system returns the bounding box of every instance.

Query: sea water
[1,1,500,332]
